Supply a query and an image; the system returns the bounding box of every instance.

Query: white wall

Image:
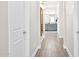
[30,1,40,56]
[0,2,9,56]
[45,14,50,24]
[63,1,74,56]
[58,1,75,56]
[58,1,64,38]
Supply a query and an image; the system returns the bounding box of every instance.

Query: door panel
[13,29,25,56]
[8,2,25,57]
[8,1,25,30]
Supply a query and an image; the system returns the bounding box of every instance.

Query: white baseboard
[32,44,41,57]
[58,36,63,38]
[64,45,72,57]
[32,35,44,57]
[58,35,72,57]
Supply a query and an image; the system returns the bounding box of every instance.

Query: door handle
[77,31,79,34]
[23,31,27,34]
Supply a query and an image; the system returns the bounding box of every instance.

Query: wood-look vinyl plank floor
[35,31,69,57]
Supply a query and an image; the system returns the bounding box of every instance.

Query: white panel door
[73,2,79,57]
[77,2,79,56]
[8,1,25,57]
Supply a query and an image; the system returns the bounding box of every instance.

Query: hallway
[35,31,69,57]
[0,1,79,57]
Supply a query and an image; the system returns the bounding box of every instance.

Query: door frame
[73,2,79,57]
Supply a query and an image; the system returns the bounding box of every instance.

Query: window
[50,16,56,24]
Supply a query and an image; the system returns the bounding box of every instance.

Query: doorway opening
[35,1,69,57]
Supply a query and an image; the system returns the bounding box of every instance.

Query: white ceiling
[44,1,59,6]
[44,1,59,15]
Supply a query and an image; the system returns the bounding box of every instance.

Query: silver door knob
[23,31,27,34]
[77,31,79,34]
